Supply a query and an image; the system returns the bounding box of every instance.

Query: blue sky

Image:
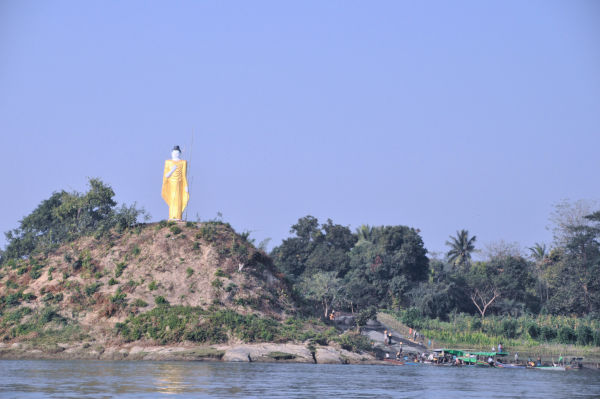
[1,1,599,256]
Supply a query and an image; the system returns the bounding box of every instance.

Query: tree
[528,242,549,304]
[445,229,477,269]
[466,263,501,319]
[355,224,374,242]
[528,242,547,261]
[2,178,147,262]
[298,271,341,318]
[271,216,356,281]
[470,287,500,320]
[543,205,600,315]
[345,225,429,308]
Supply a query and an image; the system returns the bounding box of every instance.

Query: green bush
[115,262,127,277]
[225,283,237,292]
[401,307,424,329]
[131,246,141,257]
[186,268,194,278]
[22,292,36,301]
[211,279,223,289]
[214,268,229,278]
[576,325,593,346]
[2,307,32,326]
[85,282,102,296]
[29,269,42,280]
[42,293,55,303]
[197,224,217,242]
[527,323,540,339]
[557,326,576,344]
[110,289,127,305]
[133,299,148,307]
[155,296,169,305]
[148,281,158,291]
[540,326,556,341]
[502,319,518,339]
[169,225,182,235]
[333,332,372,352]
[108,278,118,286]
[470,318,482,331]
[41,307,64,324]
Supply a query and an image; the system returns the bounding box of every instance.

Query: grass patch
[214,268,229,278]
[181,347,225,359]
[115,262,127,277]
[133,298,148,307]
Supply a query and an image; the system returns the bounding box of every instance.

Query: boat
[566,357,584,369]
[496,363,525,369]
[533,365,566,371]
[383,358,404,365]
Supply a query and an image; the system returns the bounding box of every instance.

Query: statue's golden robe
[162,160,189,220]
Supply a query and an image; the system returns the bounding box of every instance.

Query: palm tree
[445,229,477,269]
[528,242,548,302]
[355,224,374,242]
[528,242,547,261]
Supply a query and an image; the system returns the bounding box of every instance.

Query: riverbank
[0,341,380,364]
[376,312,600,367]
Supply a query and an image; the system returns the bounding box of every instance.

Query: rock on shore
[0,342,376,364]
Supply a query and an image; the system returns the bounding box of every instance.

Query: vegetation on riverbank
[0,178,598,359]
[270,205,600,354]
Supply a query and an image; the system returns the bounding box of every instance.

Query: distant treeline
[1,180,598,323]
[270,208,600,321]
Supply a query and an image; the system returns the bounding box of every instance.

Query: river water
[1,360,599,398]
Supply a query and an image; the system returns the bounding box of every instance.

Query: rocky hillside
[0,221,300,345]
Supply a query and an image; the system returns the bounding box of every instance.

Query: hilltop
[0,221,374,363]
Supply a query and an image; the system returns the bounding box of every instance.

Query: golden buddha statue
[161,145,189,220]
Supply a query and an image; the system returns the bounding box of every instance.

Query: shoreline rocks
[0,342,378,365]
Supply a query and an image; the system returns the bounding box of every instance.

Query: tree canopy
[272,202,600,320]
[2,178,147,262]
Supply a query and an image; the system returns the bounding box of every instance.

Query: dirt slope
[0,221,294,344]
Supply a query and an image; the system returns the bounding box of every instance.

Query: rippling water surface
[1,360,599,398]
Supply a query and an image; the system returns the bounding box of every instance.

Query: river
[1,360,599,398]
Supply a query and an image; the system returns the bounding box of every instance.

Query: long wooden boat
[496,363,525,369]
[532,365,566,371]
[383,359,405,365]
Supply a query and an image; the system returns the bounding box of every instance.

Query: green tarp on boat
[470,351,509,357]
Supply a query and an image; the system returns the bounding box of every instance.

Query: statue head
[171,145,181,160]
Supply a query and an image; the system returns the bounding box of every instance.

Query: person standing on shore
[514,352,519,364]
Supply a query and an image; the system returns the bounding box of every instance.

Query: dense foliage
[115,305,371,350]
[1,178,147,262]
[389,309,600,348]
[272,205,600,321]
[272,216,429,315]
